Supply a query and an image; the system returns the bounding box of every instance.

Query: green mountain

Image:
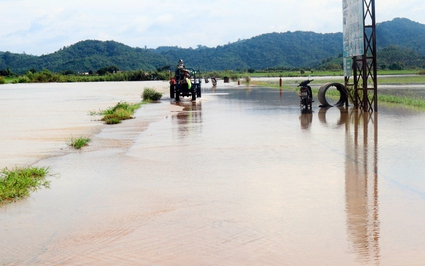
[377,17,425,55]
[153,31,342,71]
[0,40,169,74]
[1,17,425,74]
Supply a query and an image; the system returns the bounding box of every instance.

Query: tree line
[1,18,425,77]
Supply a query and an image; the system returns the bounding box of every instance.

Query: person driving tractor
[174,59,191,90]
[175,59,187,80]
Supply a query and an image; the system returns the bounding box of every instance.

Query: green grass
[376,94,425,108]
[142,88,163,101]
[248,70,344,77]
[0,166,50,203]
[68,136,91,149]
[1,69,171,84]
[91,101,147,124]
[376,75,425,84]
[90,88,162,124]
[251,79,425,109]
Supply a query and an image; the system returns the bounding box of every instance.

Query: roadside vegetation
[0,68,170,84]
[1,66,424,85]
[89,88,162,124]
[142,88,163,101]
[94,101,143,124]
[67,136,91,149]
[251,76,425,109]
[0,166,50,204]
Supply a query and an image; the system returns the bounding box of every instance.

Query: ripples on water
[1,84,425,265]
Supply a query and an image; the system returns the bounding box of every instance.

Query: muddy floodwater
[1,80,425,265]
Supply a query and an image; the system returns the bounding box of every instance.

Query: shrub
[101,108,133,124]
[142,88,162,101]
[18,76,30,83]
[112,108,132,120]
[102,114,123,124]
[98,101,144,124]
[0,76,4,84]
[26,69,60,83]
[230,73,240,82]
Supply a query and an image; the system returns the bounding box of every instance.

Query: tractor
[170,67,202,101]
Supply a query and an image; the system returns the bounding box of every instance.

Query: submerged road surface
[1,81,425,265]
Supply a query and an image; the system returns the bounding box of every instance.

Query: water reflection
[344,110,380,263]
[171,100,203,139]
[299,109,313,130]
[318,106,350,128]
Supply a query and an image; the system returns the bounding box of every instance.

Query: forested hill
[1,17,425,74]
[377,17,425,55]
[151,31,342,71]
[0,40,170,74]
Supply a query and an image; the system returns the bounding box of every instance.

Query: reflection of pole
[345,109,380,263]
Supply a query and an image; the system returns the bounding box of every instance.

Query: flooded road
[1,81,425,265]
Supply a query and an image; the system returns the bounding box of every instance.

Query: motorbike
[298,79,313,110]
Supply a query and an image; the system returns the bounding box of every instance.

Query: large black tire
[175,87,180,101]
[318,83,348,107]
[197,85,201,97]
[170,85,175,99]
[191,87,196,101]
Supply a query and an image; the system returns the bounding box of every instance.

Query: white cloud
[1,0,424,55]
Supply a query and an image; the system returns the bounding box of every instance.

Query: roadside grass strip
[0,166,50,203]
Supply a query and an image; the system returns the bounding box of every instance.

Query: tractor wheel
[191,87,196,101]
[175,87,180,101]
[170,85,175,99]
[197,85,201,97]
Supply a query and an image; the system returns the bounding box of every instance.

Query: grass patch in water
[377,94,425,108]
[68,136,91,149]
[0,166,50,203]
[142,88,163,101]
[90,101,146,124]
[89,88,162,124]
[100,101,142,124]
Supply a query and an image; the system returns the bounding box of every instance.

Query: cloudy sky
[1,0,424,55]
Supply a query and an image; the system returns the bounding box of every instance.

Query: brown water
[1,81,425,265]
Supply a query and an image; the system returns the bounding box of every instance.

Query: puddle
[1,82,425,265]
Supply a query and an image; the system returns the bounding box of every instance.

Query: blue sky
[1,0,425,55]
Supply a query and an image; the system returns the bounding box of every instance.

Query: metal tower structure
[346,0,377,112]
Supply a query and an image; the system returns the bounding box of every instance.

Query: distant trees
[60,69,76,75]
[156,65,171,72]
[97,66,119,75]
[377,45,425,70]
[2,18,425,74]
[0,67,12,76]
